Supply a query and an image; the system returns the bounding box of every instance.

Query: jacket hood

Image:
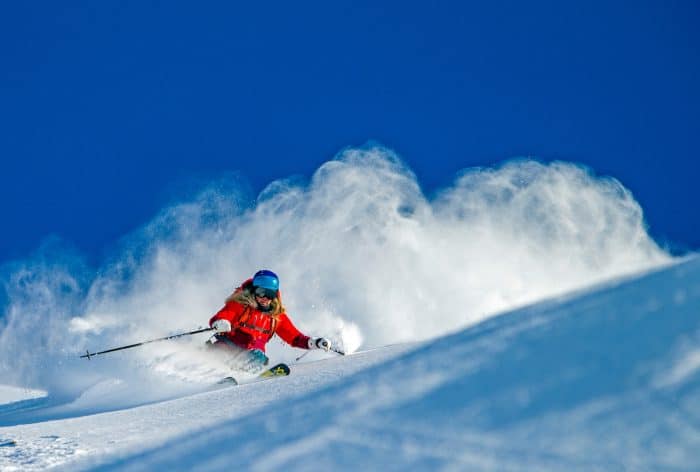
[226,286,285,316]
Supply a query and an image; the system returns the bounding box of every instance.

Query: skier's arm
[275,314,311,349]
[275,314,332,351]
[209,301,242,328]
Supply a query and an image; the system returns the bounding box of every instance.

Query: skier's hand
[212,319,232,333]
[309,337,331,351]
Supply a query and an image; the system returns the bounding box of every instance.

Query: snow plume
[0,240,92,393]
[0,145,671,399]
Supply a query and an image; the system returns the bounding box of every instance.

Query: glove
[212,319,232,333]
[308,337,331,351]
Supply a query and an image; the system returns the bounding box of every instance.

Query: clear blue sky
[1,1,698,263]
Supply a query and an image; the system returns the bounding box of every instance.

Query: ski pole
[296,345,345,362]
[80,327,215,360]
[295,350,311,362]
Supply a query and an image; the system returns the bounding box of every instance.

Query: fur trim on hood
[226,286,285,316]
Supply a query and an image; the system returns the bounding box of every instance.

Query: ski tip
[274,363,291,375]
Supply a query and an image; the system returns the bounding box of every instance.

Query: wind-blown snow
[1,254,697,471]
[0,146,670,405]
[0,145,682,469]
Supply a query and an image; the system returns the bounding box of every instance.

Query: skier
[209,269,331,372]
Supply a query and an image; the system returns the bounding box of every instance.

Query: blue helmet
[252,269,279,291]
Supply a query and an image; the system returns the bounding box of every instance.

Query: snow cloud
[0,145,671,395]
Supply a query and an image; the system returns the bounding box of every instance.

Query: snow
[0,151,693,469]
[0,386,45,406]
[1,256,699,470]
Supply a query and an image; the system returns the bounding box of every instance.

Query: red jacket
[209,299,310,352]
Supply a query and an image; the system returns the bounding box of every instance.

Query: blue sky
[1,1,698,263]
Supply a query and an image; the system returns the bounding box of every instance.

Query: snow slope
[1,256,698,471]
[0,386,44,405]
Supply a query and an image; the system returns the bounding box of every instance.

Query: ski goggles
[254,286,277,299]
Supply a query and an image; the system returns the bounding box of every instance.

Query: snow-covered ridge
[2,256,698,471]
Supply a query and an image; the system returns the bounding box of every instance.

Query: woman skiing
[209,269,331,371]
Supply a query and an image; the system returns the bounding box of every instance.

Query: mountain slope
[104,256,700,471]
[2,256,699,471]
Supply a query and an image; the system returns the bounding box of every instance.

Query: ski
[216,376,238,386]
[216,363,290,386]
[257,362,290,378]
